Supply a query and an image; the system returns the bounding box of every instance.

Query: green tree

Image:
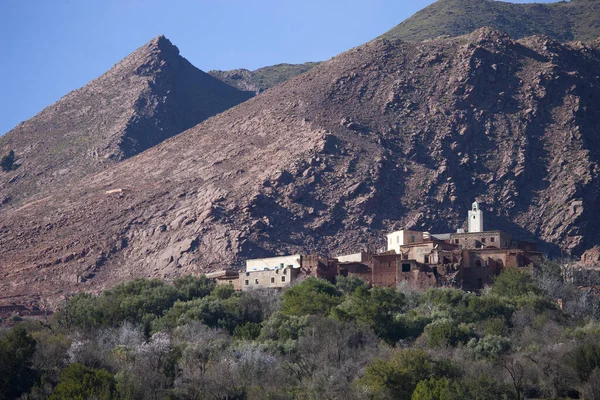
[282,278,342,316]
[424,318,474,347]
[333,285,406,344]
[491,268,539,298]
[0,325,38,400]
[357,348,458,399]
[49,363,116,400]
[412,377,462,400]
[0,150,17,172]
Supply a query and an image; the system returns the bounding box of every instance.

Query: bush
[357,348,459,399]
[466,335,511,359]
[0,326,38,399]
[412,377,462,400]
[0,150,18,172]
[333,285,406,344]
[491,268,539,298]
[282,278,342,316]
[424,318,474,347]
[49,363,116,400]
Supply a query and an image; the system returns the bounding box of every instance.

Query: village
[209,202,544,292]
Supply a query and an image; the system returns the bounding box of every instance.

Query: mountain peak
[146,34,178,55]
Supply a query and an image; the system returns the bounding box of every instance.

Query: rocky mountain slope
[2,28,600,306]
[383,0,600,43]
[0,35,253,207]
[209,62,320,94]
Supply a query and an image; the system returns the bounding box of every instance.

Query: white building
[245,254,302,272]
[468,201,484,233]
[386,230,425,254]
[335,252,370,263]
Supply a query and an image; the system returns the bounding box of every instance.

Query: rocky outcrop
[0,35,253,207]
[2,29,600,306]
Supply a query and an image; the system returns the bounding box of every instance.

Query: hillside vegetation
[2,263,600,399]
[382,0,600,42]
[209,62,320,94]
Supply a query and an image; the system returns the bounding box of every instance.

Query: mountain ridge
[0,35,253,207]
[2,28,600,306]
[382,0,600,43]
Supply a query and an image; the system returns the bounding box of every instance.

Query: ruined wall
[216,276,241,291]
[302,254,337,282]
[338,262,372,284]
[372,254,402,287]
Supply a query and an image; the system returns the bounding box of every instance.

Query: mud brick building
[212,201,542,292]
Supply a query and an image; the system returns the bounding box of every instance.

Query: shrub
[358,348,458,399]
[424,318,474,347]
[282,278,342,316]
[491,268,539,298]
[412,377,462,400]
[0,150,18,172]
[466,335,511,359]
[49,363,116,400]
[0,326,38,399]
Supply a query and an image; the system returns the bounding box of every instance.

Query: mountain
[209,62,320,94]
[382,0,600,43]
[2,28,600,306]
[0,35,253,207]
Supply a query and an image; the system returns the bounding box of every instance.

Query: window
[424,255,429,263]
[490,237,495,243]
[255,279,259,285]
[455,239,459,244]
[281,276,286,282]
[473,216,476,219]
[482,238,486,243]
[245,280,249,286]
[410,235,415,243]
[402,263,411,272]
[271,277,275,284]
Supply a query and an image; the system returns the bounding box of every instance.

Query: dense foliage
[3,263,600,399]
[0,149,18,172]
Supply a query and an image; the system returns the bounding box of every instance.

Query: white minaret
[468,201,483,233]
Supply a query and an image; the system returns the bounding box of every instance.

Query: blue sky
[0,0,561,135]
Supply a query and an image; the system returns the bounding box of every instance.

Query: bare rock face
[0,35,253,207]
[2,28,600,305]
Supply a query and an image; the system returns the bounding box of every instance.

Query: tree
[49,363,116,400]
[491,268,539,298]
[357,349,458,399]
[0,150,17,172]
[0,326,38,400]
[411,377,462,400]
[333,286,406,344]
[282,278,342,316]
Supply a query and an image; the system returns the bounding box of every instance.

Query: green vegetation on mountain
[209,62,320,93]
[382,0,600,42]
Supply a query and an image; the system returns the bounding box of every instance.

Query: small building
[206,270,241,291]
[386,230,425,254]
[241,266,300,291]
[245,254,302,272]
